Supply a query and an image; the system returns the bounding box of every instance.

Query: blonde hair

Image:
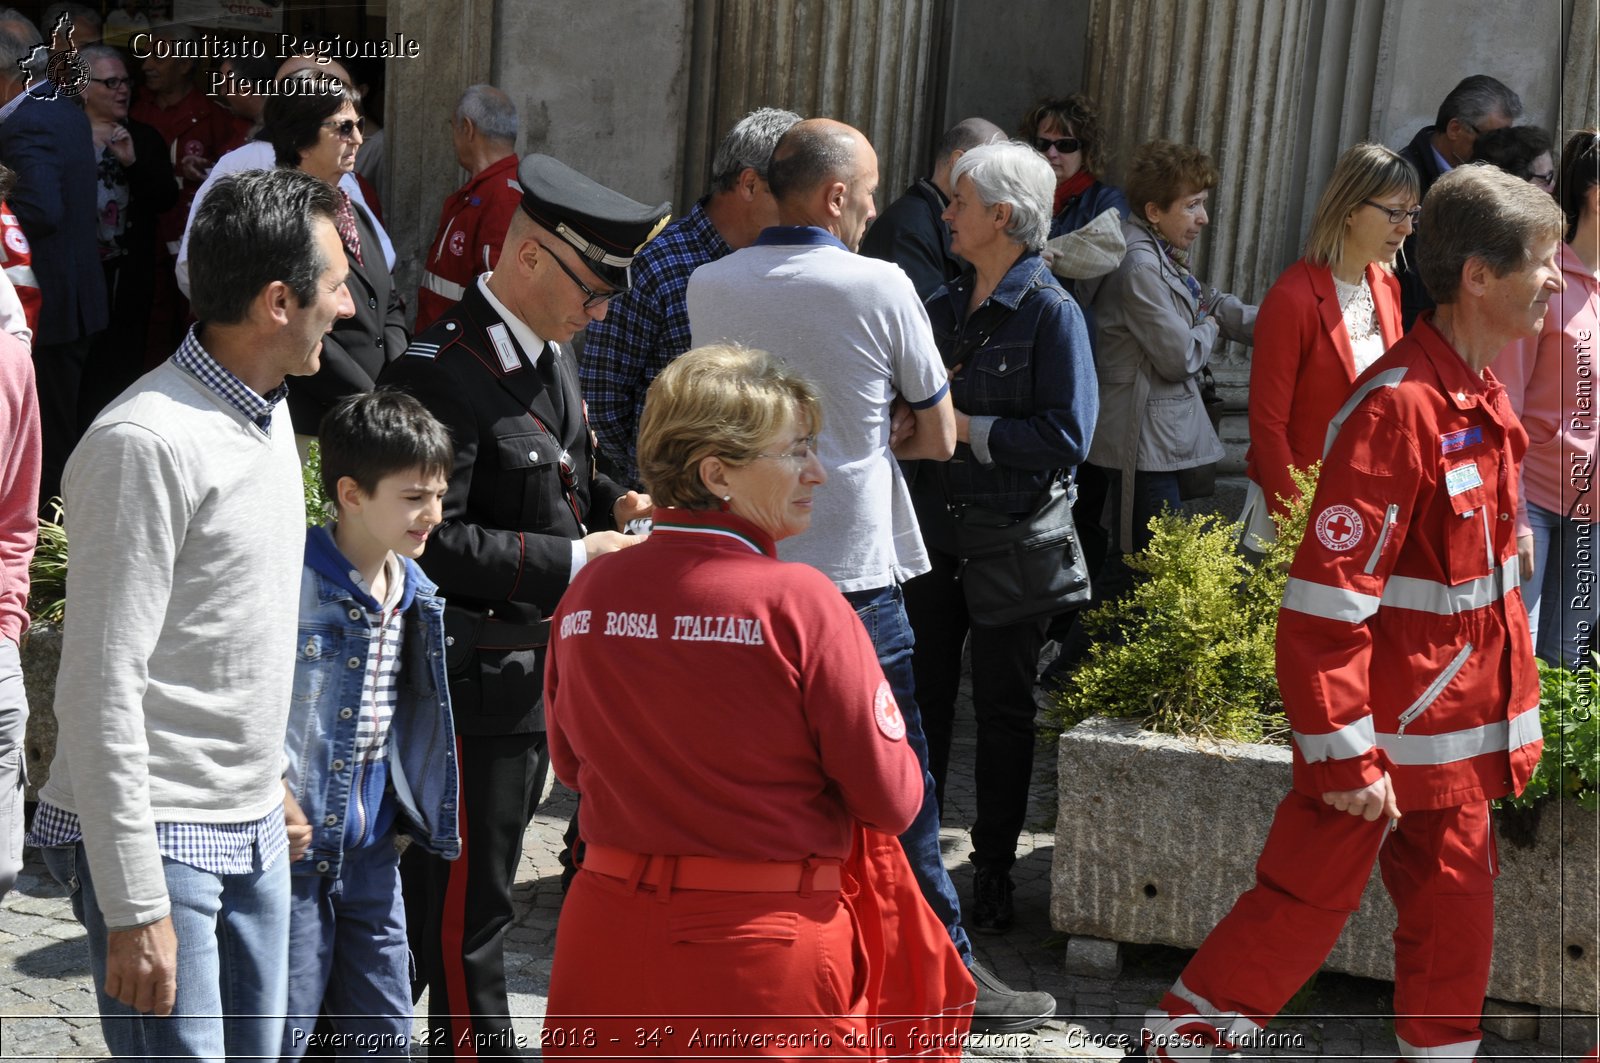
[1303,143,1420,269]
[637,345,823,509]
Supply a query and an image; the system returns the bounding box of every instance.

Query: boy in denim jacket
[281,389,460,1058]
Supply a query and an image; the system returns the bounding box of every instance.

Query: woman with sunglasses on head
[1241,144,1416,550]
[1491,129,1600,666]
[75,44,177,421]
[261,80,407,441]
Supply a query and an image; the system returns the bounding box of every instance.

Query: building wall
[490,0,693,208]
[940,0,1093,146]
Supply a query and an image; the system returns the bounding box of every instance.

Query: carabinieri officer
[380,154,669,1059]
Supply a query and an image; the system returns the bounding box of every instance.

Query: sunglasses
[91,76,134,90]
[535,241,624,309]
[1034,136,1082,155]
[321,118,363,140]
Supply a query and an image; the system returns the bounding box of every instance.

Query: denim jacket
[284,527,461,878]
[919,253,1099,515]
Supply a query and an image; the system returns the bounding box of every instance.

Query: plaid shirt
[25,323,292,874]
[580,199,732,485]
[172,324,289,433]
[26,801,288,875]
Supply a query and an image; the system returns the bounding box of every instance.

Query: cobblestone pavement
[0,676,1590,1060]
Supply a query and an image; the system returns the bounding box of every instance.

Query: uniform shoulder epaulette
[405,315,472,361]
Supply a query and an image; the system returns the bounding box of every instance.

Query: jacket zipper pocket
[1397,642,1473,735]
[1364,504,1399,575]
[1479,508,1494,574]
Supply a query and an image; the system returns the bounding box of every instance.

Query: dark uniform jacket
[1396,125,1448,330]
[0,87,108,345]
[288,199,408,433]
[379,280,628,735]
[859,178,958,303]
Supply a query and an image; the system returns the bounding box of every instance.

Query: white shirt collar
[476,273,549,367]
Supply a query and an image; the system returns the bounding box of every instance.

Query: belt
[580,843,842,893]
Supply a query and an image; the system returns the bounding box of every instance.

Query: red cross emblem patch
[1314,505,1364,552]
[873,680,905,740]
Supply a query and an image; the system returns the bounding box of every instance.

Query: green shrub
[27,497,66,625]
[1500,658,1600,812]
[1048,465,1318,743]
[303,440,330,527]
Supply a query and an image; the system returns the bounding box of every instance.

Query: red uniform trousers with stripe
[1156,791,1495,1056]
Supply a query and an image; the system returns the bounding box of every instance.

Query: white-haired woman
[903,140,1098,933]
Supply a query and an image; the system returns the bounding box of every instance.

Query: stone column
[1083,0,1318,472]
[1565,0,1598,135]
[681,0,943,211]
[382,0,496,324]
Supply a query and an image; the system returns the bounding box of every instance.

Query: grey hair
[77,43,123,70]
[1436,74,1523,130]
[0,10,40,81]
[950,140,1055,252]
[710,106,802,192]
[456,83,517,144]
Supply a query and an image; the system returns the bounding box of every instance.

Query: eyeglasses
[1363,200,1422,226]
[1033,136,1082,156]
[1530,170,1556,188]
[321,118,363,140]
[91,76,133,90]
[754,435,819,468]
[535,240,624,309]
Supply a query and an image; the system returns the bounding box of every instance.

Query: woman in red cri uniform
[1242,143,1417,548]
[543,345,965,1058]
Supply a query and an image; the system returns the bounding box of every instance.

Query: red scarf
[1052,170,1096,217]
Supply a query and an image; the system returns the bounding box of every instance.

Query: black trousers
[903,543,1046,870]
[32,335,91,512]
[402,729,549,1059]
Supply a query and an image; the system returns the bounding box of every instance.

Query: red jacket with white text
[1276,315,1542,812]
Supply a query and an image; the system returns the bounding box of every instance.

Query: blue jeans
[1524,500,1600,667]
[843,583,973,965]
[43,841,290,1061]
[283,831,411,1059]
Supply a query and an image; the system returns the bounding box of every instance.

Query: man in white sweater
[28,168,355,1058]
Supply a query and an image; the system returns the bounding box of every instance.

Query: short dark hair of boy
[188,169,341,324]
[318,388,453,505]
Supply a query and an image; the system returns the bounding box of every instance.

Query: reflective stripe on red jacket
[1276,315,1542,812]
[416,155,523,332]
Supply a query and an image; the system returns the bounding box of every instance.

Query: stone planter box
[19,621,60,800]
[1052,718,1598,1014]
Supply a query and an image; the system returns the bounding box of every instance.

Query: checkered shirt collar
[172,325,289,433]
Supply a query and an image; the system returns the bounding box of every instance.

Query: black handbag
[953,477,1091,628]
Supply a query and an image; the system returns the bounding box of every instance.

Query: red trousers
[546,868,871,1058]
[1151,791,1495,1060]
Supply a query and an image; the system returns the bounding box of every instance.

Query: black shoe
[968,960,1056,1034]
[970,863,1014,933]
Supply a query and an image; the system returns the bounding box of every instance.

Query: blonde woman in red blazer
[1244,144,1418,545]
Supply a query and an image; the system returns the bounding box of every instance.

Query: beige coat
[1080,219,1255,548]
